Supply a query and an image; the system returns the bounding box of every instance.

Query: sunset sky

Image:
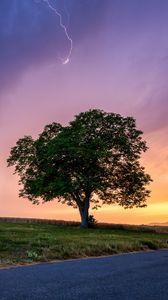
[1,0,168,224]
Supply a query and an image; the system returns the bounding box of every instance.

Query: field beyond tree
[0,221,168,268]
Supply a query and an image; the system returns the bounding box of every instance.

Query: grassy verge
[0,221,168,267]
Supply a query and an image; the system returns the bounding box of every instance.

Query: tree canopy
[7,109,152,227]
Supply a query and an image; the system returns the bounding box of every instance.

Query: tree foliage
[7,109,152,227]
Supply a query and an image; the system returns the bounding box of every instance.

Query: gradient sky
[1,0,168,224]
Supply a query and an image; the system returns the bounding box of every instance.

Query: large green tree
[7,109,152,227]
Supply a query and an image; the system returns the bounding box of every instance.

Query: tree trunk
[80,210,88,228]
[79,198,89,228]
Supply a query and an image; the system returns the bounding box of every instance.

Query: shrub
[88,215,97,228]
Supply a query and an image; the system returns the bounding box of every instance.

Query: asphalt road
[0,250,168,300]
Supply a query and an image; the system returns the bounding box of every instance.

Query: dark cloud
[137,61,168,133]
[0,0,111,95]
[139,93,168,133]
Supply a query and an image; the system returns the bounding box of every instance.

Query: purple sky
[1,0,168,224]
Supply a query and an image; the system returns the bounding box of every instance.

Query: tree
[7,109,152,228]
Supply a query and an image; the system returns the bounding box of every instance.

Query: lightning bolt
[43,0,73,65]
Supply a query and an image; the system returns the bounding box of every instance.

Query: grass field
[0,221,168,267]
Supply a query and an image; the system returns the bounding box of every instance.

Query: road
[0,250,168,300]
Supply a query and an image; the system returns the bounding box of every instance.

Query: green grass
[0,222,168,267]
